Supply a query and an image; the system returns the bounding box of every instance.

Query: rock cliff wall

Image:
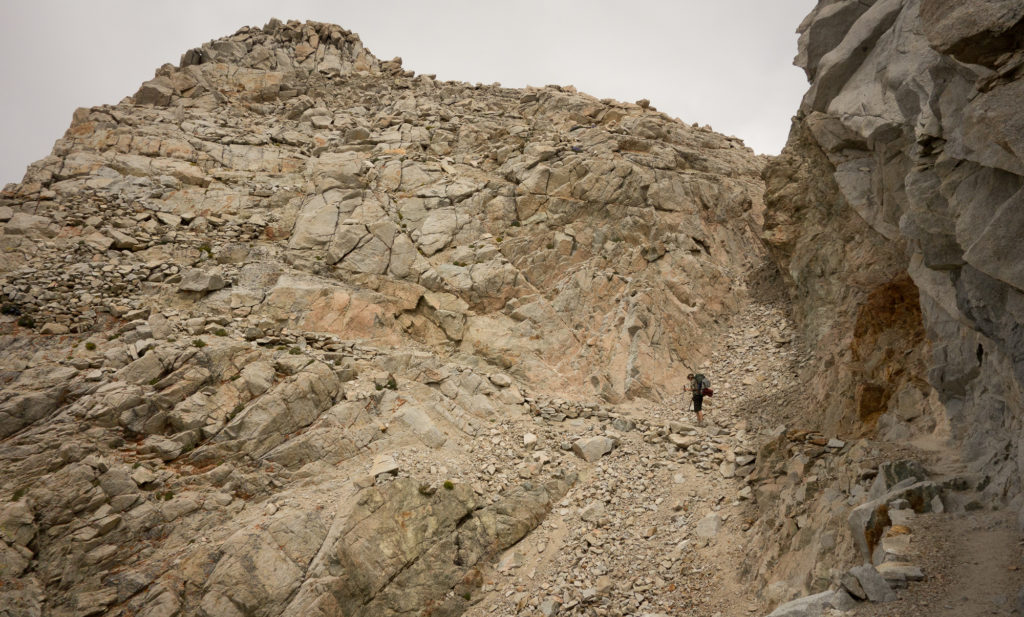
[763,0,1024,507]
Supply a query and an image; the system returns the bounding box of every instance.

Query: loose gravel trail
[462,291,810,617]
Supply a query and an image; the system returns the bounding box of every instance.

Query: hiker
[686,372,712,424]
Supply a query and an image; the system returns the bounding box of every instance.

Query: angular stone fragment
[369,455,399,477]
[668,433,699,449]
[39,322,69,335]
[84,232,114,251]
[719,461,737,478]
[140,436,183,461]
[845,564,897,602]
[135,76,175,105]
[109,229,140,250]
[579,501,607,524]
[5,213,55,236]
[695,513,722,539]
[876,561,925,586]
[571,436,615,462]
[178,269,225,292]
[766,590,857,616]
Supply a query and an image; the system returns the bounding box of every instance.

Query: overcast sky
[0,1,816,187]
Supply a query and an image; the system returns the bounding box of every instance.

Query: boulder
[766,590,857,616]
[695,513,722,539]
[571,436,615,462]
[5,213,56,237]
[39,322,69,335]
[843,564,897,602]
[178,269,226,292]
[875,562,925,587]
[135,77,175,105]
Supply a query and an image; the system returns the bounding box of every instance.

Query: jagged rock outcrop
[763,0,1024,504]
[743,0,1024,609]
[0,18,769,617]
[3,19,765,404]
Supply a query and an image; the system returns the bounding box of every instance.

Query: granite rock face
[0,18,768,617]
[764,0,1024,503]
[2,20,765,405]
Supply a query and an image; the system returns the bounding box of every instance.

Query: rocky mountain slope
[0,18,774,617]
[3,3,1023,616]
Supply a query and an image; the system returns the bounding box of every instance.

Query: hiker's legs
[693,395,703,424]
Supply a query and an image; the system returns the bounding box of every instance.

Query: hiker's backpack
[694,373,713,397]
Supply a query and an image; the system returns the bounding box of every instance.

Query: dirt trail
[463,267,1024,617]
[855,509,1023,617]
[462,283,808,616]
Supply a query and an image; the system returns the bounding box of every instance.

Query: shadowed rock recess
[2,4,1023,616]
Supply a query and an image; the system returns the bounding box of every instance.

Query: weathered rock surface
[765,589,855,616]
[0,17,772,617]
[746,0,1024,612]
[7,5,1018,616]
[764,0,1024,513]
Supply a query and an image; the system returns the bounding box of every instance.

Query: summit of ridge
[176,19,383,76]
